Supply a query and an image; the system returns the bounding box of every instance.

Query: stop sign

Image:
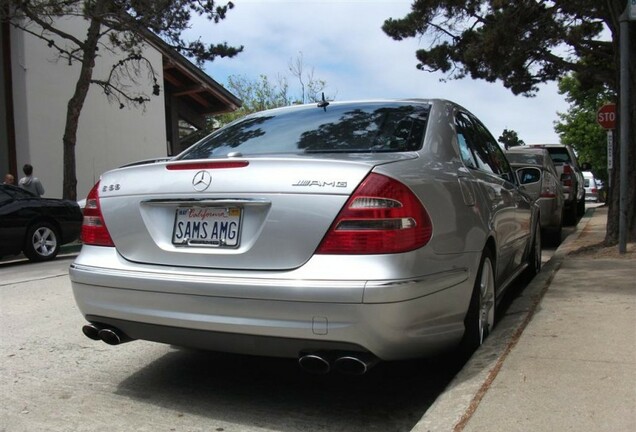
[597,103,616,129]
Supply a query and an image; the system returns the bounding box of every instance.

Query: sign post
[597,103,616,189]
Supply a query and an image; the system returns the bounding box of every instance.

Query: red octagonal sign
[597,103,616,129]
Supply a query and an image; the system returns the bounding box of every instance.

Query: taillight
[81,181,115,246]
[561,164,573,187]
[540,173,557,198]
[316,173,432,254]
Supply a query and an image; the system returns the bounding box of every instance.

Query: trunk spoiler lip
[141,198,271,207]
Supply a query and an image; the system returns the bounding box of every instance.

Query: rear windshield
[506,152,542,165]
[546,148,571,164]
[177,102,430,159]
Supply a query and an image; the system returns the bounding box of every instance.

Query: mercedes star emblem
[192,170,212,192]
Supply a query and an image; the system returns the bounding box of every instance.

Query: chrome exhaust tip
[82,323,102,341]
[97,327,132,346]
[298,352,331,374]
[333,353,378,375]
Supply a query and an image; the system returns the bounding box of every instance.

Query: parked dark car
[0,184,83,262]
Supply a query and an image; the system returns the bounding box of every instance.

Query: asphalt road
[0,222,575,432]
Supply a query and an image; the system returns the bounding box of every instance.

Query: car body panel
[0,185,82,258]
[99,156,416,270]
[70,99,538,361]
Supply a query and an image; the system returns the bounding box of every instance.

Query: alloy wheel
[32,226,58,258]
[478,256,495,344]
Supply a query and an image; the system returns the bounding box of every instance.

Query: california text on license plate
[172,207,241,247]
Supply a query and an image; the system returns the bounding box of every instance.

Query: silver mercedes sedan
[70,99,540,375]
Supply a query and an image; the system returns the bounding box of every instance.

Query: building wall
[0,25,9,177]
[10,18,167,200]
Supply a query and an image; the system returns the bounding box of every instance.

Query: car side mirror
[516,167,541,185]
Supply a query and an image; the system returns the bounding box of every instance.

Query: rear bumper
[69,246,475,361]
[585,192,599,202]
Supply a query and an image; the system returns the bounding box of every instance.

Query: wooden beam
[173,86,205,97]
[185,92,210,108]
[163,71,183,87]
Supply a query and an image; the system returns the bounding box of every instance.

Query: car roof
[505,147,549,154]
[526,143,566,147]
[510,162,543,169]
[242,98,462,117]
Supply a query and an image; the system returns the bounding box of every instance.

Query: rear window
[506,152,542,165]
[546,148,571,164]
[178,102,430,159]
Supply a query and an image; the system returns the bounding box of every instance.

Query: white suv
[583,171,601,202]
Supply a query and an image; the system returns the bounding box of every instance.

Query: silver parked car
[70,99,541,374]
[526,143,585,225]
[505,147,564,246]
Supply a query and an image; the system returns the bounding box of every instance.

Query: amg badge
[292,180,347,187]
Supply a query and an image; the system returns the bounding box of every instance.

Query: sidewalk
[414,206,636,431]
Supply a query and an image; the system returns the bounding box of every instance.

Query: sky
[189,0,570,144]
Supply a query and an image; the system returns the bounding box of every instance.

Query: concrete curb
[411,209,597,432]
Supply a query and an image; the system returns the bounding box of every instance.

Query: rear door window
[455,112,516,184]
[455,113,478,169]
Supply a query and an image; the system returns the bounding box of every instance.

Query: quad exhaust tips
[298,351,378,375]
[333,353,379,376]
[82,323,133,345]
[298,352,333,374]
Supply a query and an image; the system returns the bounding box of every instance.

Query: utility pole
[618,0,634,253]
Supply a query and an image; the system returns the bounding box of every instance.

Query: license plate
[172,207,241,247]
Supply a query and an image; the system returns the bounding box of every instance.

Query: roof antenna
[317,92,329,111]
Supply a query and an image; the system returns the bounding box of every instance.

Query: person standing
[18,164,45,197]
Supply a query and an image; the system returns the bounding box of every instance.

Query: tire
[563,200,578,226]
[459,248,496,358]
[542,225,562,248]
[577,195,586,218]
[23,222,60,262]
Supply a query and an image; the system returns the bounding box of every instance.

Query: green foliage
[555,74,614,182]
[382,1,615,96]
[383,0,636,243]
[215,54,330,126]
[498,129,525,149]
[216,74,290,125]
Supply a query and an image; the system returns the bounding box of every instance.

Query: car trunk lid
[96,154,416,270]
